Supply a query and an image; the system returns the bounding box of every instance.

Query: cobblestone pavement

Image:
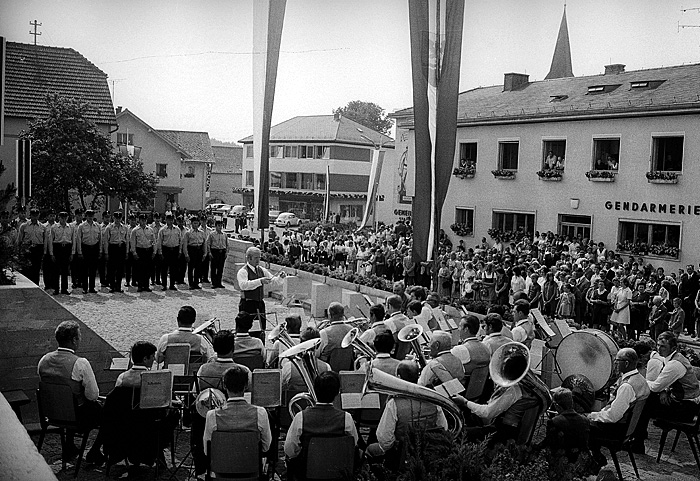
[37,281,700,480]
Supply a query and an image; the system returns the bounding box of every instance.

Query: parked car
[207,203,232,219]
[274,212,301,227]
[228,205,250,217]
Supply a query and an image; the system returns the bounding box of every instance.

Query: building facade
[239,114,394,223]
[394,63,700,271]
[209,145,243,206]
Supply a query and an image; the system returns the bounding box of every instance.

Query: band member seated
[631,331,700,453]
[540,387,590,462]
[203,365,272,463]
[480,314,511,356]
[360,332,401,376]
[156,305,215,364]
[237,246,286,333]
[385,295,411,360]
[282,328,330,393]
[319,302,354,371]
[366,361,448,465]
[284,371,358,480]
[418,331,465,388]
[101,341,179,475]
[193,330,251,477]
[38,320,105,465]
[267,315,301,368]
[511,300,535,348]
[587,347,649,466]
[451,315,491,372]
[359,303,392,346]
[233,311,265,358]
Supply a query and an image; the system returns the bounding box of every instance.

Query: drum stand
[533,347,563,389]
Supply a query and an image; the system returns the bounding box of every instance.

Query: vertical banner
[323,164,331,222]
[0,36,5,146]
[357,149,385,230]
[252,0,286,230]
[408,0,464,262]
[16,138,31,203]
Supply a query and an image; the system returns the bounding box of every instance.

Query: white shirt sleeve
[257,406,272,452]
[588,382,635,423]
[344,412,359,445]
[435,407,448,430]
[646,357,664,382]
[284,412,304,459]
[466,385,521,424]
[648,359,687,393]
[376,399,399,452]
[261,266,285,290]
[511,326,526,343]
[203,410,216,455]
[156,333,169,363]
[73,357,99,401]
[237,266,263,291]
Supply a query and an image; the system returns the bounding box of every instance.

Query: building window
[284,145,298,158]
[156,164,168,178]
[184,166,195,178]
[270,145,284,158]
[246,171,254,186]
[542,140,566,170]
[498,141,519,170]
[457,142,477,168]
[593,138,620,171]
[558,214,591,240]
[301,173,314,190]
[270,172,282,188]
[315,174,326,190]
[492,211,535,239]
[618,220,680,259]
[452,207,474,237]
[652,136,683,172]
[117,133,134,145]
[283,173,299,189]
[246,145,253,158]
[340,204,363,219]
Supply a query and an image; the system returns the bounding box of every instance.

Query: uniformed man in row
[98,211,111,288]
[131,214,156,292]
[103,211,129,293]
[48,212,75,295]
[124,214,138,287]
[75,209,102,294]
[206,220,228,289]
[16,208,46,285]
[156,213,183,291]
[43,210,58,292]
[182,216,206,290]
[150,213,164,287]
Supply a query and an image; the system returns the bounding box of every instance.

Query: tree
[333,100,393,135]
[22,94,158,212]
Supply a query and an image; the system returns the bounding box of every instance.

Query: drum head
[556,332,612,391]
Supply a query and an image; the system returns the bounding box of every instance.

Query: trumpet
[193,317,220,345]
[363,365,463,436]
[268,321,296,350]
[341,327,376,370]
[398,323,428,368]
[279,338,322,418]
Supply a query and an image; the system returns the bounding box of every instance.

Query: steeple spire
[545,6,574,79]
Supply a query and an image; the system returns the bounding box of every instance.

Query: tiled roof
[393,63,700,126]
[238,115,394,148]
[116,109,189,157]
[4,42,116,125]
[211,146,243,174]
[157,130,215,163]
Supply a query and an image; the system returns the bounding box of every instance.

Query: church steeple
[545,6,574,79]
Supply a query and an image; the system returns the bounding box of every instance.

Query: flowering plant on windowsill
[450,223,473,236]
[617,241,679,258]
[645,171,679,181]
[585,170,616,179]
[491,169,515,178]
[536,169,563,179]
[487,228,529,244]
[452,166,476,179]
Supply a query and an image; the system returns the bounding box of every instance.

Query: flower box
[539,176,562,182]
[536,169,563,181]
[647,178,678,184]
[585,170,616,182]
[645,171,679,183]
[588,177,615,182]
[453,167,475,179]
[491,170,516,179]
[450,223,473,237]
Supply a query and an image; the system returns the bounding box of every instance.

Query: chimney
[503,73,529,92]
[604,64,625,75]
[115,106,122,114]
[333,112,341,121]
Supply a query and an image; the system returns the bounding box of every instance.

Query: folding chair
[207,430,260,481]
[655,403,700,471]
[595,398,648,481]
[36,382,96,477]
[304,435,355,481]
[515,404,543,446]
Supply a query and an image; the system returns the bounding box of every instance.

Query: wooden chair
[515,404,543,446]
[207,430,260,481]
[595,398,648,481]
[463,365,490,400]
[655,404,700,472]
[36,382,96,477]
[304,435,355,481]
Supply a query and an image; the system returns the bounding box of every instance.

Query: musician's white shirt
[237,262,284,292]
[466,384,523,424]
[647,351,688,393]
[588,369,639,423]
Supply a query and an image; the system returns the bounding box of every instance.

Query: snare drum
[555,329,619,391]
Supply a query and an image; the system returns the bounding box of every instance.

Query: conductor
[237,246,286,332]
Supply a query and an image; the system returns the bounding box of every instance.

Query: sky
[2,0,700,142]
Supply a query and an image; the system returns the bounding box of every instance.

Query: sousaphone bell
[489,341,531,388]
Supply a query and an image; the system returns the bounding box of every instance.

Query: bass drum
[555,329,619,391]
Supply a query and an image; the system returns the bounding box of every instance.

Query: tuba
[341,327,376,369]
[279,338,322,418]
[363,365,464,436]
[194,387,226,417]
[398,323,428,368]
[268,321,296,351]
[489,341,530,387]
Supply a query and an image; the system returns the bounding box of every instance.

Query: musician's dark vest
[38,350,85,405]
[461,339,491,376]
[394,398,439,439]
[436,352,465,383]
[669,352,700,401]
[244,265,264,301]
[301,404,346,437]
[214,399,258,432]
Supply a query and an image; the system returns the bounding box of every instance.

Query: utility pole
[29,20,42,45]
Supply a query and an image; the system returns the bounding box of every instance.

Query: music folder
[251,369,282,407]
[138,370,172,409]
[339,371,380,409]
[109,357,130,371]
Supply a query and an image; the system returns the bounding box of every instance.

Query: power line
[29,20,42,45]
[100,47,350,64]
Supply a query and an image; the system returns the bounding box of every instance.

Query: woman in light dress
[610,277,632,339]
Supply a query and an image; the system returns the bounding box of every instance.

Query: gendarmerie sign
[605,201,700,216]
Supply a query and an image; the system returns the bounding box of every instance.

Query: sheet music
[110,358,130,371]
[168,364,185,376]
[531,308,556,337]
[554,319,572,338]
[446,318,458,330]
[139,371,172,409]
[340,371,365,393]
[341,392,381,409]
[435,378,465,398]
[251,370,282,407]
[530,339,546,375]
[437,318,450,331]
